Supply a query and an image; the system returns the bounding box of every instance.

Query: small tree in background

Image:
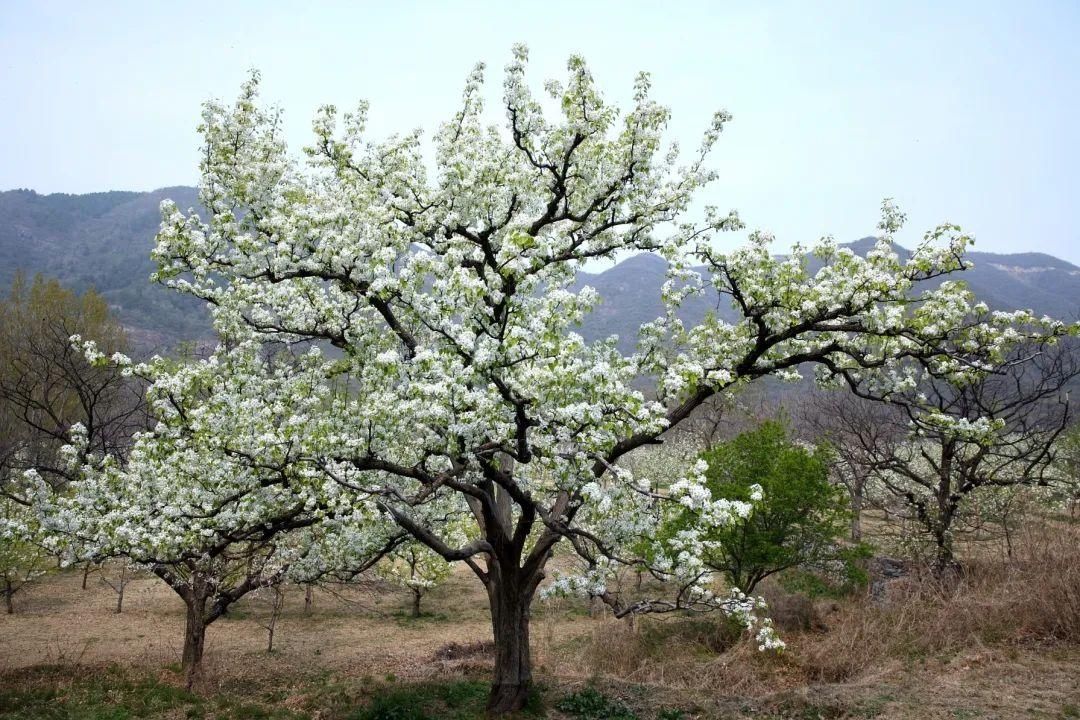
[99,559,135,614]
[690,421,849,593]
[816,340,1079,574]
[379,543,453,618]
[0,496,47,613]
[253,582,287,653]
[0,274,144,613]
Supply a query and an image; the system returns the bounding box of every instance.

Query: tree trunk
[850,487,863,543]
[411,587,422,618]
[930,482,963,580]
[182,595,208,690]
[81,562,92,590]
[486,571,536,715]
[3,585,13,615]
[265,586,283,653]
[931,524,960,579]
[115,565,126,614]
[304,584,314,615]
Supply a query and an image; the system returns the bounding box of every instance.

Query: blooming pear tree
[811,339,1079,573]
[378,543,454,618]
[142,48,1067,712]
[35,342,403,687]
[0,496,48,614]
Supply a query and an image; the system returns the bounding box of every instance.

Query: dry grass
[1,518,1078,718]
[0,561,537,687]
[796,517,1080,683]
[537,517,1080,716]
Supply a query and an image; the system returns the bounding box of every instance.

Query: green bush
[687,420,851,593]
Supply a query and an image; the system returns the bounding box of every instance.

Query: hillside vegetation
[3,188,1079,350]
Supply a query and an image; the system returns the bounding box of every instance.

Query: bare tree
[255,582,287,653]
[99,560,133,614]
[800,391,903,542]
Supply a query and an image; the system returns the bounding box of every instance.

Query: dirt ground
[1,563,1078,719]
[0,563,598,683]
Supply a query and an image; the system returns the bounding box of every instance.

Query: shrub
[695,421,851,593]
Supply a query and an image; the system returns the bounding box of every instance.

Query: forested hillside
[3,187,1079,351]
[0,187,204,347]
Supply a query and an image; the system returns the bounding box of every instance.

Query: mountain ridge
[3,187,1078,350]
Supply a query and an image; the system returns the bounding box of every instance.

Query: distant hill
[2,187,1078,351]
[0,187,205,348]
[574,240,1080,352]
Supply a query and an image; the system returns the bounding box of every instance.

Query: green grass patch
[555,686,687,720]
[0,666,305,720]
[557,687,638,720]
[343,680,492,720]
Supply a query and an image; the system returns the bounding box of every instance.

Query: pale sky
[1,1,1078,263]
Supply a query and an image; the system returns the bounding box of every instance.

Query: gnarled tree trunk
[931,480,961,579]
[182,589,209,690]
[931,526,959,579]
[485,564,540,715]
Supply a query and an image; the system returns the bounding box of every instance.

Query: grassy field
[2,521,1079,719]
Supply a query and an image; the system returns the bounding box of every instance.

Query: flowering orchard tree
[33,342,403,687]
[143,48,1065,712]
[813,339,1079,573]
[0,496,48,614]
[378,543,454,618]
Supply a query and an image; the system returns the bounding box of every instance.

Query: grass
[345,680,492,720]
[557,687,639,720]
[554,517,1080,699]
[0,665,304,720]
[388,609,451,627]
[0,668,513,720]
[2,518,1079,718]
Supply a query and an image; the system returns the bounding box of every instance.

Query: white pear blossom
[47,48,1075,711]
